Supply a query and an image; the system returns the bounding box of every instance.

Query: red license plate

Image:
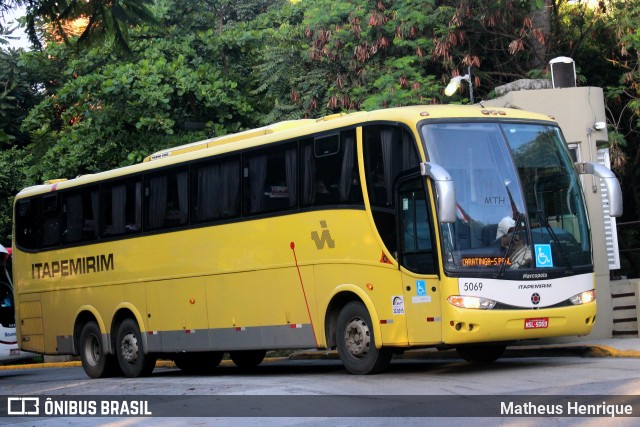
[525,317,549,329]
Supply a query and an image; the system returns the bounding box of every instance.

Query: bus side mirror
[420,162,457,223]
[575,162,623,217]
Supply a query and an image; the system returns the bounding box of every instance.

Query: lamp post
[444,67,474,104]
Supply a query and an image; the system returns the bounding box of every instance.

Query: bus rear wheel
[115,318,156,377]
[336,301,392,374]
[229,350,266,369]
[79,321,120,378]
[456,344,506,363]
[174,351,224,373]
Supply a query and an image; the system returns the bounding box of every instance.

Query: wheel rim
[120,331,139,364]
[344,316,370,358]
[84,333,101,367]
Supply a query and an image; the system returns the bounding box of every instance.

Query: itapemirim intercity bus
[12,105,622,378]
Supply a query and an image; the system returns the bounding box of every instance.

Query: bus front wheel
[79,321,120,379]
[115,318,156,377]
[336,301,392,374]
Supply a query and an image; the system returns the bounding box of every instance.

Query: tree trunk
[530,0,554,70]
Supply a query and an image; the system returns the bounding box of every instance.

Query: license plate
[524,317,549,329]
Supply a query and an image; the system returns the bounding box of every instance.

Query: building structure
[484,65,638,340]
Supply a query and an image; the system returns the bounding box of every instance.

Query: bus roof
[144,106,554,162]
[143,119,319,162]
[16,105,555,198]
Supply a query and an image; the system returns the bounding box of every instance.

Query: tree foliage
[0,44,48,242]
[602,0,640,276]
[298,0,448,112]
[18,0,156,51]
[20,5,269,179]
[0,0,638,277]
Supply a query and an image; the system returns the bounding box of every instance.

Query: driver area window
[363,124,420,257]
[398,177,436,274]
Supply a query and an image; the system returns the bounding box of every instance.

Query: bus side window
[62,186,99,244]
[102,178,142,236]
[300,130,361,207]
[191,156,240,223]
[15,199,38,250]
[243,144,297,215]
[40,194,60,248]
[144,167,189,230]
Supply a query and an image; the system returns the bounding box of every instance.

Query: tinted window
[15,199,38,250]
[102,178,142,237]
[398,177,436,274]
[144,167,189,230]
[315,134,340,157]
[61,186,99,244]
[40,194,60,248]
[363,125,420,254]
[243,144,297,215]
[300,130,361,207]
[191,156,240,223]
[364,126,420,208]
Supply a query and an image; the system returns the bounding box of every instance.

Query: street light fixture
[444,67,474,104]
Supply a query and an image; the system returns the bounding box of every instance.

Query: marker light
[570,290,596,305]
[448,295,497,310]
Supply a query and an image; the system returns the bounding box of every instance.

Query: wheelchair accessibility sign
[534,244,553,268]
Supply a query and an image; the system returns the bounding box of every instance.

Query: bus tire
[115,318,156,378]
[456,344,506,363]
[336,301,392,374]
[229,350,266,369]
[79,321,120,379]
[174,351,224,373]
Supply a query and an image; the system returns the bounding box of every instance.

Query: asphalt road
[1,354,640,425]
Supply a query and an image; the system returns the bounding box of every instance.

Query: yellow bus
[12,105,622,378]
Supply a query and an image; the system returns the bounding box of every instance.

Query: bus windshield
[422,121,591,275]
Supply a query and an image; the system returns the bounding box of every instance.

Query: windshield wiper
[536,210,574,274]
[494,212,525,279]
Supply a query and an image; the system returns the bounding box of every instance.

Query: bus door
[396,174,442,345]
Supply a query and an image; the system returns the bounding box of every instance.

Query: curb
[288,345,640,361]
[0,361,81,370]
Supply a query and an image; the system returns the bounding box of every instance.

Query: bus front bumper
[441,302,597,345]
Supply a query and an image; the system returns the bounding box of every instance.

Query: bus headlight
[570,290,596,305]
[448,295,497,310]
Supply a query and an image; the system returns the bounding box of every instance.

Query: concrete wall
[485,85,614,340]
